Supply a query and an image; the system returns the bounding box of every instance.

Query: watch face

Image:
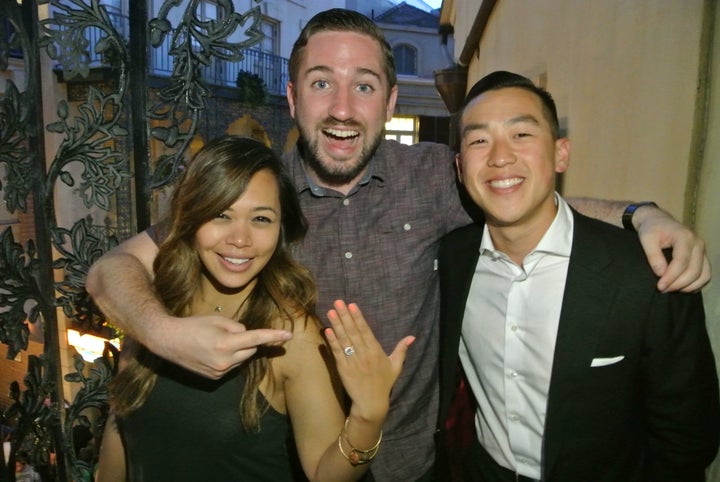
[622,202,657,231]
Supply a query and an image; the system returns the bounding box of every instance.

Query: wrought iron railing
[1,1,272,479]
[64,11,289,95]
[151,36,289,95]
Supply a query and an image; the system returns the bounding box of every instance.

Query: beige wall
[460,0,705,220]
[698,3,720,478]
[448,0,720,476]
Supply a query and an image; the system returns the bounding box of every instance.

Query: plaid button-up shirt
[285,139,472,481]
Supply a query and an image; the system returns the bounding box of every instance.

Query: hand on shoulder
[632,204,711,292]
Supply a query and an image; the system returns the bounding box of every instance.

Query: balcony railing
[150,37,289,96]
[62,11,289,96]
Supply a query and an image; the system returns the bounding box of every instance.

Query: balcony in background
[52,11,289,96]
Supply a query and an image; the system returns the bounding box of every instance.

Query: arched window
[393,43,417,76]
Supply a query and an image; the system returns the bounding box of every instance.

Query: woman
[95,136,413,481]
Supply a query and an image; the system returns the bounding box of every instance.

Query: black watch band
[622,201,658,231]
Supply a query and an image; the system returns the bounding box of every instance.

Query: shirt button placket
[342,197,352,261]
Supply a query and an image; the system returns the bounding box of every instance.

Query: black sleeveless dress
[120,361,294,481]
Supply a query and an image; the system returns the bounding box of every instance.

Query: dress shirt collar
[479,192,574,262]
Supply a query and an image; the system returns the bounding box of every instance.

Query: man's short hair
[462,71,561,139]
[288,9,397,92]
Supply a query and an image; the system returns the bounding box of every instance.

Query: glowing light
[66,329,120,362]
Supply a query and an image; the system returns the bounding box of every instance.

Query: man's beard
[297,124,383,187]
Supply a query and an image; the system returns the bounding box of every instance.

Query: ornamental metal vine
[1,1,269,479]
[147,0,264,188]
[38,0,132,333]
[63,348,118,482]
[4,354,60,480]
[0,228,41,361]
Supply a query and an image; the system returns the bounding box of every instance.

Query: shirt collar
[285,143,386,197]
[479,192,574,259]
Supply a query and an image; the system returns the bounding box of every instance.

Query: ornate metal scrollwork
[147,0,264,188]
[0,228,41,360]
[4,354,60,480]
[1,0,270,478]
[63,348,118,482]
[38,1,131,334]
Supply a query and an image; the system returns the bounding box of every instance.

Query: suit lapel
[442,225,483,363]
[437,227,483,482]
[542,212,619,476]
[439,224,483,418]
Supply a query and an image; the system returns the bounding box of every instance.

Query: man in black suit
[436,71,720,481]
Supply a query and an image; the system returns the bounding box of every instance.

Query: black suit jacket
[436,210,720,481]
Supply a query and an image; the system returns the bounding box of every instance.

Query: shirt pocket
[378,217,440,288]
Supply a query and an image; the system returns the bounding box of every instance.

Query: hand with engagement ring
[324,300,415,421]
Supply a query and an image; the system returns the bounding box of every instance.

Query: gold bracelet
[337,417,382,466]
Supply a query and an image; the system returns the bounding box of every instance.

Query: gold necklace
[199,293,247,316]
[199,296,224,313]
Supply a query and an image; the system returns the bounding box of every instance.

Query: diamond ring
[343,346,355,357]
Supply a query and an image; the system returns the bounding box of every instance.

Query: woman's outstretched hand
[325,300,415,421]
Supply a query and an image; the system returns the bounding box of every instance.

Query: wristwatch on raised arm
[622,201,658,231]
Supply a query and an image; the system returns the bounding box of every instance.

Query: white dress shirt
[459,194,574,479]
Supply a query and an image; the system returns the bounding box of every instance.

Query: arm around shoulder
[86,230,290,379]
[567,197,711,292]
[85,231,165,341]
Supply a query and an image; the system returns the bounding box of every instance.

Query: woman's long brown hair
[111,136,316,431]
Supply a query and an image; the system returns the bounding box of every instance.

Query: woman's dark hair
[111,136,317,431]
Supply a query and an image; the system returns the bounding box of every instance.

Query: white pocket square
[590,356,625,367]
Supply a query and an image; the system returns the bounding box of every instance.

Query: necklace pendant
[214,305,222,312]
